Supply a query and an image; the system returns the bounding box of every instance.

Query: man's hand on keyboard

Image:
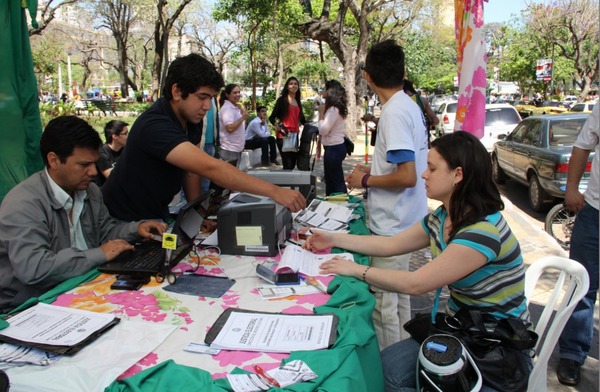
[100,239,135,261]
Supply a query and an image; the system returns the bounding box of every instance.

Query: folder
[205,308,338,353]
[0,303,120,355]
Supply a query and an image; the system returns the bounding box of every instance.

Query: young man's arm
[166,141,306,212]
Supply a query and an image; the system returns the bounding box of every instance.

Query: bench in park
[88,100,117,116]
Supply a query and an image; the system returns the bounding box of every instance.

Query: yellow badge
[162,233,177,250]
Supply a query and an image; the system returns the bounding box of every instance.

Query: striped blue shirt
[422,207,529,322]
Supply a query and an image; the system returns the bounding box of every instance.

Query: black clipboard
[0,309,120,356]
[205,308,338,349]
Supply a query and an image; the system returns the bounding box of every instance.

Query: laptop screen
[172,190,214,244]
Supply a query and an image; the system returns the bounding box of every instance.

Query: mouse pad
[164,275,236,298]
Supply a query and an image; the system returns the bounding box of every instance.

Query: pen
[300,274,327,293]
[253,364,280,387]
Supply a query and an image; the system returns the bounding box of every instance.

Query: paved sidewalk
[310,131,598,392]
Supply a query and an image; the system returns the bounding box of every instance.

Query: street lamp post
[67,52,73,98]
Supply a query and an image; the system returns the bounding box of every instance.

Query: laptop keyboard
[120,245,165,270]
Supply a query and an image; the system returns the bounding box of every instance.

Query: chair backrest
[524,256,590,392]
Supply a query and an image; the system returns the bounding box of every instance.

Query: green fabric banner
[0,0,44,203]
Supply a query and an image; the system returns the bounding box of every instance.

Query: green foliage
[39,102,77,127]
[403,30,457,93]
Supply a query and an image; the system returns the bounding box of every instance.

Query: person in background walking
[269,77,307,170]
[317,80,348,195]
[556,104,599,386]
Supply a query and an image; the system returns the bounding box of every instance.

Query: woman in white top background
[318,80,348,195]
[218,83,248,163]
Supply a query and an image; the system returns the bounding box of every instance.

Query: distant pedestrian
[317,80,348,196]
[218,83,248,164]
[269,77,307,170]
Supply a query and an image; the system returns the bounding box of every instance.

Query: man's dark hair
[104,120,128,143]
[40,116,102,166]
[162,53,224,100]
[256,105,267,113]
[365,40,405,88]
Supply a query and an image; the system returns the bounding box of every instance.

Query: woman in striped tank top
[304,131,531,391]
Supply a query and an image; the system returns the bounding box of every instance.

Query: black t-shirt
[94,144,121,187]
[102,98,201,221]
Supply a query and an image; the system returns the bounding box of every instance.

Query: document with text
[0,303,119,354]
[280,244,354,276]
[206,308,337,353]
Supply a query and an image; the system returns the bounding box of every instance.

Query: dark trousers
[276,138,298,170]
[245,136,277,163]
[323,143,347,195]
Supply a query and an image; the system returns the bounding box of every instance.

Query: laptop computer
[98,190,214,276]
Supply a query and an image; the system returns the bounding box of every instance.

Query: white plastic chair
[524,256,590,392]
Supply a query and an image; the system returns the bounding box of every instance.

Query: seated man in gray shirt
[0,116,166,313]
[245,106,279,166]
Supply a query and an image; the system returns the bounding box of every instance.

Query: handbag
[404,290,537,392]
[282,132,298,152]
[343,136,354,156]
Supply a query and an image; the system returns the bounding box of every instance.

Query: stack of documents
[293,199,353,232]
[0,303,119,355]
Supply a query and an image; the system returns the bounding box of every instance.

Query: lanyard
[431,287,442,324]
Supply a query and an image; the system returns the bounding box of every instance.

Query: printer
[217,193,292,256]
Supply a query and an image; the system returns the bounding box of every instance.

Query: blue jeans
[323,143,347,196]
[382,338,510,392]
[559,202,599,365]
[201,143,215,195]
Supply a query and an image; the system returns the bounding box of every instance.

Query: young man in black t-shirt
[102,54,306,221]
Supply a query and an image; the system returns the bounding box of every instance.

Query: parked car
[513,100,538,118]
[562,95,578,107]
[569,102,596,113]
[492,113,594,212]
[532,100,569,116]
[435,101,458,135]
[480,104,522,152]
[430,95,457,112]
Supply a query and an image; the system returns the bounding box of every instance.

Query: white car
[480,104,522,152]
[562,95,578,107]
[435,101,458,135]
[569,102,596,113]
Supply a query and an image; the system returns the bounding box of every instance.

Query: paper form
[280,244,354,276]
[0,303,116,346]
[209,311,335,353]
